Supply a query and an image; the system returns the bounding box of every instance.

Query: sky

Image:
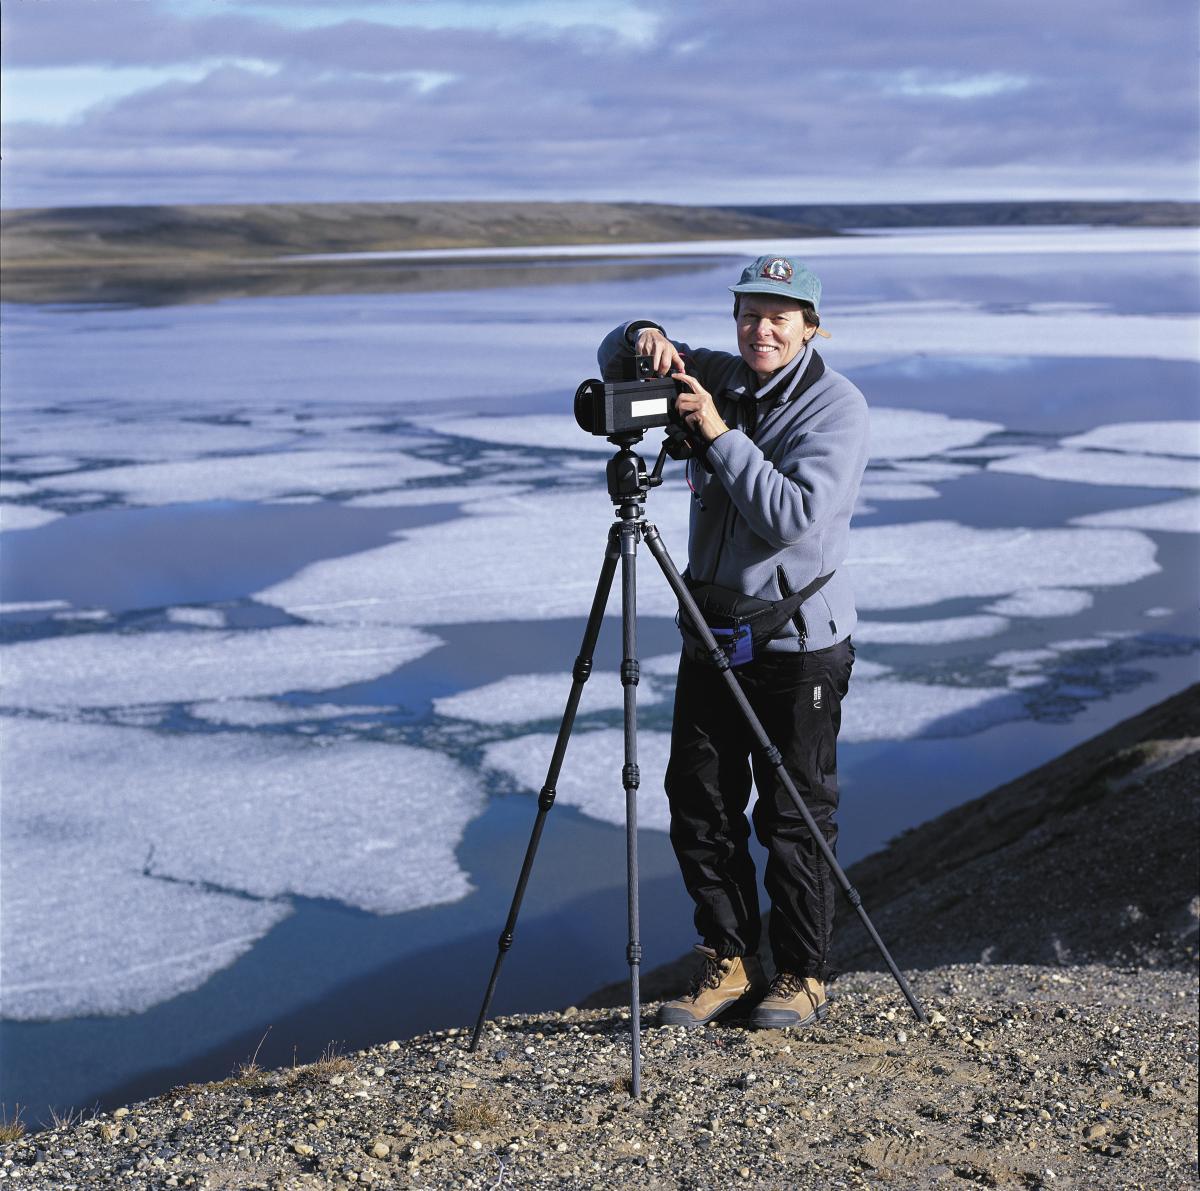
[1,0,1197,210]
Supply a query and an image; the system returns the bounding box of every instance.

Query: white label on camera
[630,398,669,419]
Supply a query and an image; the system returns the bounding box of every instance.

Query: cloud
[2,0,1196,207]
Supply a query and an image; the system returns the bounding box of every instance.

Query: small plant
[229,1028,272,1088]
[449,1094,504,1132]
[46,1105,85,1131]
[0,1105,25,1144]
[310,1041,353,1078]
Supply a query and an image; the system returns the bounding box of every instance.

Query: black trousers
[664,640,854,979]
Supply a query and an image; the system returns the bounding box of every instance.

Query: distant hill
[2,199,1193,307]
[725,200,1199,227]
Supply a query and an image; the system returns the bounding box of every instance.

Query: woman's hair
[733,294,820,328]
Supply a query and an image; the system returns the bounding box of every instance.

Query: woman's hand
[671,372,729,444]
[634,328,686,377]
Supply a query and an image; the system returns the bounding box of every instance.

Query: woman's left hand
[671,372,729,443]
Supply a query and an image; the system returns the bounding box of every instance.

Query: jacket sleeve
[704,386,870,549]
[597,320,665,380]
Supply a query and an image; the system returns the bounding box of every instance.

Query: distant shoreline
[2,198,1196,307]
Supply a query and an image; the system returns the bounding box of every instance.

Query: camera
[574,355,684,438]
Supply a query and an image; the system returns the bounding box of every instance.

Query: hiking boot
[749,971,828,1029]
[658,945,765,1028]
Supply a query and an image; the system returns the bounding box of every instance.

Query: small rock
[387,1041,400,1051]
[981,1114,997,1126]
[293,1142,314,1157]
[1084,1124,1108,1141]
[370,1142,390,1159]
[180,1110,193,1122]
[122,1125,138,1140]
[112,1108,129,1120]
[739,1168,751,1179]
[896,1031,908,1043]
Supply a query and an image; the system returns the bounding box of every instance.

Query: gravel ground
[4,687,1196,1190]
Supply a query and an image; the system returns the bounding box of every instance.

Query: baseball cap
[729,254,822,310]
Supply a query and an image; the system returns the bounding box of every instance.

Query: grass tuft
[0,1105,25,1144]
[449,1094,505,1132]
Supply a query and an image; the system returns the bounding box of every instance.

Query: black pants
[664,640,854,979]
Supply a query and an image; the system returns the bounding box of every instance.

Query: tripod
[469,435,926,1097]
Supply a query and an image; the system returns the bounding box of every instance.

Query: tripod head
[605,432,669,509]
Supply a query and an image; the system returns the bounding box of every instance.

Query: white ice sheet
[0,718,486,1019]
[989,449,1198,490]
[1,624,442,709]
[1070,495,1200,534]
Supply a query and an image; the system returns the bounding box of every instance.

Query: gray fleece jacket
[598,321,869,653]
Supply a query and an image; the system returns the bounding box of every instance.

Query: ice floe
[0,504,64,531]
[257,488,694,627]
[190,700,384,726]
[858,481,940,502]
[989,449,1198,489]
[1,624,442,710]
[42,450,460,505]
[1070,495,1200,534]
[166,607,227,628]
[1061,421,1200,457]
[847,522,1158,611]
[869,408,1003,459]
[433,671,663,725]
[853,615,1008,645]
[0,718,484,1019]
[347,483,531,508]
[483,729,674,832]
[416,414,667,457]
[1,418,299,463]
[841,679,1019,743]
[983,588,1095,618]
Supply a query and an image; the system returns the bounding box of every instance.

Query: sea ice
[433,671,663,726]
[858,481,940,502]
[0,718,485,1019]
[0,504,64,531]
[347,483,532,508]
[852,615,1008,645]
[1061,421,1200,457]
[42,450,461,505]
[166,607,227,627]
[983,589,1095,618]
[416,414,668,457]
[841,679,1018,743]
[989,449,1198,490]
[1,624,442,710]
[1070,495,1200,534]
[847,522,1158,611]
[256,488,694,627]
[1,418,299,463]
[190,700,386,726]
[869,408,1003,459]
[483,729,675,832]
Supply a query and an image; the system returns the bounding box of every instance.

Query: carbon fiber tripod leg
[639,521,928,1025]
[468,525,622,1052]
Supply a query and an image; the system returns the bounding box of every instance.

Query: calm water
[1,228,1197,1120]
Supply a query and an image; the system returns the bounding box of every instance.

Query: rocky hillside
[3,686,1196,1189]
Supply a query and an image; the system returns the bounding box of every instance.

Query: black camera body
[574,355,683,438]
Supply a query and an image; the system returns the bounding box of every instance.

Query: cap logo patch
[759,257,793,284]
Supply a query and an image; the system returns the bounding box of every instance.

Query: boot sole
[749,1001,829,1030]
[657,990,761,1028]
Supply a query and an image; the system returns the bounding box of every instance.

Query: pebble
[370,1141,389,1159]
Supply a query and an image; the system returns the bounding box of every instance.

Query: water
[1,228,1197,1121]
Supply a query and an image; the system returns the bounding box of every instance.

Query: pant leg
[745,639,854,979]
[664,652,761,957]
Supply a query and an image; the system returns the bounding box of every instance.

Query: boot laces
[689,954,727,997]
[767,971,806,1000]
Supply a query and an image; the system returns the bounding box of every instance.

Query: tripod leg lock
[626,943,643,965]
[620,659,640,686]
[845,886,862,909]
[763,744,783,767]
[538,785,557,812]
[498,930,514,952]
[573,655,593,683]
[707,648,730,671]
[622,762,641,790]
